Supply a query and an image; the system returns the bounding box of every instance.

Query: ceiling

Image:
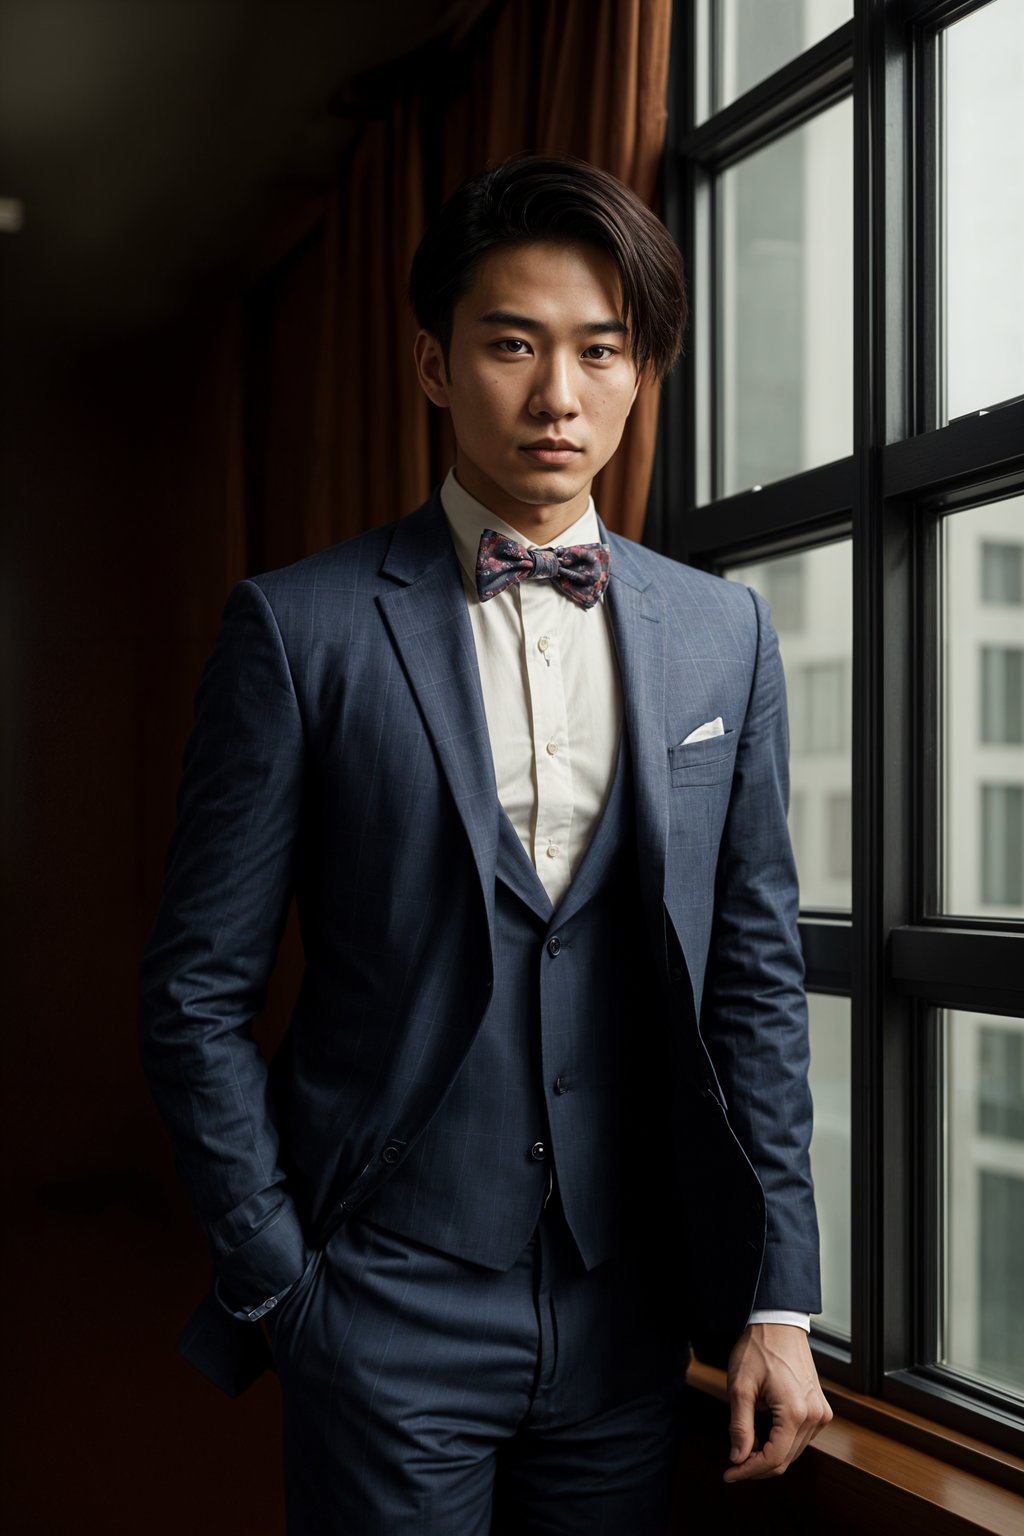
[0,0,487,344]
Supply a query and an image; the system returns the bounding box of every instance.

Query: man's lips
[519,441,583,465]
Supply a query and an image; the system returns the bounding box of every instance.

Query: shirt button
[547,936,561,957]
[554,1076,570,1095]
[530,1142,547,1160]
[546,741,559,755]
[546,844,560,859]
[537,635,550,653]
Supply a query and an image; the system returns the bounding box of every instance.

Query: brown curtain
[249,0,674,562]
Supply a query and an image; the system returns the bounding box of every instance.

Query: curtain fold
[252,0,674,556]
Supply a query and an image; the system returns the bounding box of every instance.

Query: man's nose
[529,354,579,419]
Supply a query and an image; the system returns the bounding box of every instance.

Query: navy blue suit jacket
[139,492,820,1395]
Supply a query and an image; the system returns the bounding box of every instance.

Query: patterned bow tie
[475,529,611,611]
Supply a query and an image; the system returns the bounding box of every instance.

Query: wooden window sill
[683,1361,1024,1535]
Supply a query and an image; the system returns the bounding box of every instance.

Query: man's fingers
[727,1383,757,1465]
[724,1387,833,1482]
[724,1409,795,1482]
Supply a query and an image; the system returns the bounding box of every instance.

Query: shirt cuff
[747,1310,811,1331]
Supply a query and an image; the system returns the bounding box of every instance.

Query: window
[980,649,1024,745]
[826,793,852,881]
[703,0,853,121]
[978,1024,1024,1141]
[757,554,805,631]
[946,1011,1024,1396]
[981,542,1024,606]
[716,100,852,496]
[661,0,1024,1456]
[944,506,1024,918]
[790,663,848,754]
[942,0,1024,422]
[727,542,852,909]
[980,786,1023,907]
[807,992,851,1339]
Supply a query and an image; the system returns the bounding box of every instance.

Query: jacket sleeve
[700,586,822,1314]
[139,578,309,1316]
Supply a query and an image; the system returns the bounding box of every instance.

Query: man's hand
[723,1323,832,1482]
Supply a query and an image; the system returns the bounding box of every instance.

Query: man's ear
[627,367,646,413]
[414,330,450,408]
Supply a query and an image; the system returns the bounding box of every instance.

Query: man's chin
[454,458,596,522]
[503,470,593,509]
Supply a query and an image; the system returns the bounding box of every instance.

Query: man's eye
[495,338,531,354]
[583,345,615,361]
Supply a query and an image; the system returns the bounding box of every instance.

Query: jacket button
[554,1076,570,1095]
[547,936,561,957]
[530,1141,547,1160]
[381,1144,401,1165]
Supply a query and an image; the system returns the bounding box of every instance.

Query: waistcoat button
[529,1141,547,1160]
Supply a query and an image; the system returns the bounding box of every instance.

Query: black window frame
[650,0,1024,1455]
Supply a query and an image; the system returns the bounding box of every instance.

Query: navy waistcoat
[365,739,676,1271]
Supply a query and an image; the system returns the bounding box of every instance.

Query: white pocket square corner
[680,716,724,745]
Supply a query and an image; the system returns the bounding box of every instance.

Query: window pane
[808,992,851,1339]
[728,542,852,909]
[710,0,852,118]
[717,99,852,497]
[943,503,1024,919]
[944,0,1024,419]
[981,787,1023,906]
[980,648,1024,744]
[979,1025,1024,1141]
[944,1010,1024,1398]
[981,542,1024,605]
[826,793,852,880]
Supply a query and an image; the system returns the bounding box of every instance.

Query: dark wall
[2,312,302,1531]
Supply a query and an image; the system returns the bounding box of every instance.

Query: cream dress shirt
[439,468,809,1335]
[441,468,622,906]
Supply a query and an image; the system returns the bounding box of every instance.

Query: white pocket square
[679,717,724,745]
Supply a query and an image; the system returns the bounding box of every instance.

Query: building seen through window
[946,1011,1024,1396]
[729,542,852,912]
[944,502,1024,921]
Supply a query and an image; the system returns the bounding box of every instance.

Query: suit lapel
[376,501,671,945]
[377,497,499,929]
[602,526,669,926]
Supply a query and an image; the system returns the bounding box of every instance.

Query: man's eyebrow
[476,309,629,337]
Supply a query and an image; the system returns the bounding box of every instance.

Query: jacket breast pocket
[668,730,737,787]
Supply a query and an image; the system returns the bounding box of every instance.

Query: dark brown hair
[409,154,687,380]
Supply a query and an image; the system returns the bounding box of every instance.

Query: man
[140,154,831,1533]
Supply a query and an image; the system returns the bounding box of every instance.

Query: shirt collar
[439,467,601,585]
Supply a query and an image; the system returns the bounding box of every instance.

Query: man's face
[414,241,642,535]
